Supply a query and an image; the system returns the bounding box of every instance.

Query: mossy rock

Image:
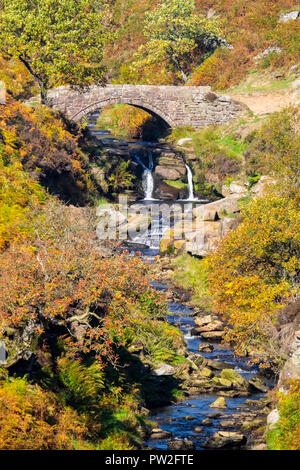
[209,397,227,409]
[199,367,215,378]
[219,369,248,390]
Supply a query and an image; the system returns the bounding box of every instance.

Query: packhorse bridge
[47,84,245,128]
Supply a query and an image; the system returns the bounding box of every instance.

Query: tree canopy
[0,0,113,103]
[133,0,222,82]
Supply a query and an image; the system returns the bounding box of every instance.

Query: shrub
[0,377,88,450]
[267,380,300,450]
[205,187,300,356]
[0,98,98,205]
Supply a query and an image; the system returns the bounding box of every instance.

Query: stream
[145,274,264,450]
[90,127,269,450]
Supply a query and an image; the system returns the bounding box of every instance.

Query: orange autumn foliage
[0,378,88,450]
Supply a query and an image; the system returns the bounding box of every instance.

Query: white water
[185,164,198,201]
[132,147,156,200]
[143,149,155,200]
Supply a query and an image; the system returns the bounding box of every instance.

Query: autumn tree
[205,187,300,357]
[133,0,221,82]
[0,0,113,104]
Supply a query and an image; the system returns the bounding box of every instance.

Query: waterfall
[132,147,155,200]
[143,169,154,200]
[143,148,155,200]
[185,164,198,201]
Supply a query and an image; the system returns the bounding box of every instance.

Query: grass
[171,253,211,309]
[267,381,300,450]
[226,70,295,95]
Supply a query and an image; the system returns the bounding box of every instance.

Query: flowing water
[144,279,263,450]
[185,164,198,202]
[90,126,267,449]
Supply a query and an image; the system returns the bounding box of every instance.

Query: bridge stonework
[47,84,245,128]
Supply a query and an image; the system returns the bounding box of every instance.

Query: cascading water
[143,149,155,200]
[132,147,155,200]
[185,164,198,201]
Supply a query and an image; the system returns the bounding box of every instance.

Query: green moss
[163,179,188,189]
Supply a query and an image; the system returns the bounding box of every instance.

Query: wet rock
[218,390,248,398]
[208,411,227,419]
[185,415,195,421]
[197,343,214,353]
[196,320,224,332]
[249,376,269,393]
[150,428,172,439]
[193,426,203,433]
[204,431,247,449]
[167,439,195,450]
[200,330,225,340]
[207,360,230,370]
[209,397,227,409]
[220,419,235,428]
[153,364,176,376]
[217,369,248,391]
[201,417,212,426]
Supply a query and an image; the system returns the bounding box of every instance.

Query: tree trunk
[18,55,49,105]
[39,82,48,106]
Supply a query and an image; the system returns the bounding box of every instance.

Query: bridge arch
[47,84,244,129]
[70,97,175,128]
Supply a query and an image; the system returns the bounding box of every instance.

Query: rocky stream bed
[140,257,273,451]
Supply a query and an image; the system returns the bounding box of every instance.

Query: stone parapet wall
[47,84,246,128]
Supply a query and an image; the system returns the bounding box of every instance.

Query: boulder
[194,315,214,327]
[193,426,203,433]
[251,176,276,198]
[196,320,224,332]
[204,431,247,449]
[201,417,212,426]
[218,369,248,390]
[291,78,300,106]
[150,428,172,439]
[193,196,240,221]
[153,364,176,376]
[167,439,195,450]
[267,409,279,430]
[154,165,184,180]
[177,137,193,147]
[199,367,215,378]
[154,181,180,200]
[248,376,269,393]
[221,181,248,198]
[200,331,225,340]
[186,220,222,256]
[209,397,227,409]
[197,343,214,353]
[279,11,299,23]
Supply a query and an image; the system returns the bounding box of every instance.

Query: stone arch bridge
[47,84,245,128]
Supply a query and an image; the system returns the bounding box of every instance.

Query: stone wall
[47,84,246,128]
